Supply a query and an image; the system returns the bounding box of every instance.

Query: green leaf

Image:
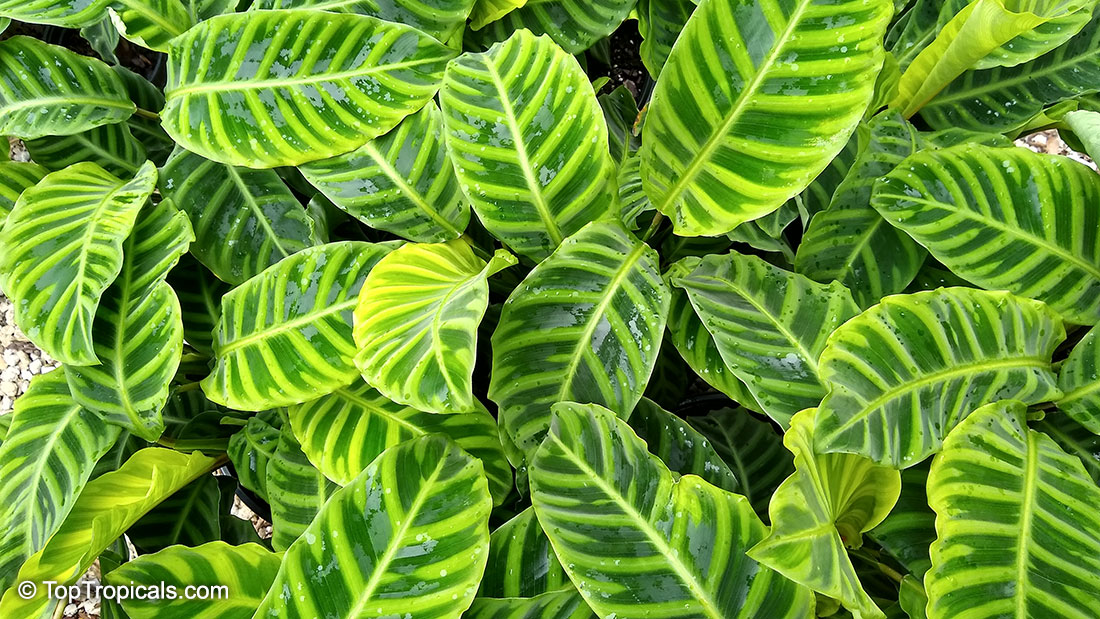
[886,0,965,72]
[640,0,892,236]
[795,111,927,308]
[1036,409,1100,486]
[126,475,223,553]
[354,241,514,413]
[814,287,1065,467]
[0,36,135,139]
[0,161,156,365]
[872,143,1100,324]
[627,397,739,492]
[106,541,280,619]
[0,448,216,618]
[530,401,815,618]
[250,0,473,43]
[468,0,523,29]
[254,435,492,618]
[169,254,230,356]
[300,101,470,243]
[470,0,636,53]
[467,591,595,619]
[489,221,670,456]
[1057,325,1100,433]
[687,406,794,518]
[749,409,901,619]
[113,66,175,164]
[109,0,194,52]
[925,400,1100,618]
[440,31,617,261]
[25,122,145,177]
[479,507,569,598]
[636,0,695,78]
[617,156,652,229]
[598,85,641,168]
[162,10,457,168]
[1064,109,1100,161]
[0,0,107,27]
[287,380,512,504]
[266,425,337,551]
[227,411,282,502]
[202,241,394,410]
[0,161,46,224]
[867,464,935,577]
[65,198,193,440]
[0,370,119,589]
[159,148,318,285]
[673,252,860,426]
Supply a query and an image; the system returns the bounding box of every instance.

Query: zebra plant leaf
[354,241,516,413]
[250,0,474,42]
[867,464,935,577]
[479,507,569,599]
[440,30,617,261]
[106,541,280,619]
[627,397,739,492]
[25,122,146,177]
[640,0,892,236]
[0,161,46,223]
[162,9,457,168]
[300,101,471,243]
[227,411,282,502]
[925,399,1100,618]
[287,380,512,504]
[1057,325,1100,434]
[530,402,815,618]
[470,0,636,53]
[466,592,595,619]
[872,144,1100,324]
[813,287,1065,468]
[636,0,695,78]
[0,0,107,26]
[265,424,337,552]
[253,435,492,619]
[126,475,223,553]
[0,36,135,138]
[0,161,156,365]
[108,0,194,52]
[749,409,901,619]
[201,241,395,410]
[1036,409,1100,486]
[489,221,670,457]
[169,254,229,356]
[672,252,860,426]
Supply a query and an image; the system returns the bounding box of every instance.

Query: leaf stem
[133,107,160,121]
[641,212,665,243]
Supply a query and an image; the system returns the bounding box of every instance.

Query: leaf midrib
[218,299,352,355]
[224,165,293,259]
[1015,431,1040,619]
[359,140,461,236]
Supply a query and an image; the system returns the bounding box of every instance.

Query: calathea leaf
[0,161,46,224]
[169,254,230,356]
[106,541,280,619]
[126,475,223,553]
[886,0,966,72]
[617,156,652,230]
[1056,325,1100,434]
[300,101,471,243]
[112,65,175,164]
[478,507,569,599]
[636,0,695,78]
[0,0,108,26]
[1064,109,1100,161]
[440,30,617,261]
[253,435,492,618]
[355,241,515,413]
[250,0,474,43]
[795,111,927,309]
[672,252,860,426]
[159,148,318,285]
[925,400,1100,618]
[867,463,935,577]
[0,448,216,619]
[598,85,641,168]
[469,0,636,54]
[186,0,238,20]
[530,402,815,618]
[489,220,670,457]
[65,198,193,440]
[1036,410,1100,486]
[466,591,595,619]
[202,241,395,410]
[872,144,1100,324]
[813,287,1065,468]
[0,161,156,365]
[25,122,145,177]
[749,409,901,619]
[108,0,194,52]
[227,410,282,502]
[640,0,892,236]
[287,379,512,504]
[0,370,120,590]
[162,10,457,168]
[627,397,739,492]
[265,424,337,551]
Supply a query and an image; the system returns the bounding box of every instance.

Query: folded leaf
[628,397,739,492]
[265,425,337,552]
[479,507,569,598]
[1057,325,1100,433]
[227,411,282,502]
[867,464,935,577]
[636,0,695,78]
[126,475,223,553]
[250,0,474,42]
[108,0,194,52]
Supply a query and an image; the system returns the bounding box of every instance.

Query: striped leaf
[250,0,474,43]
[159,148,317,285]
[628,398,739,492]
[266,425,337,551]
[925,400,1100,618]
[0,0,107,27]
[813,287,1065,468]
[0,37,135,139]
[0,370,119,590]
[530,402,815,618]
[440,31,617,261]
[354,241,515,413]
[227,411,282,502]
[479,507,569,599]
[127,475,222,553]
[1057,325,1100,433]
[918,14,1100,132]
[795,111,927,308]
[287,380,512,504]
[470,0,636,53]
[872,144,1100,324]
[617,156,651,229]
[65,198,193,440]
[202,241,395,410]
[749,409,901,619]
[169,254,230,356]
[25,122,145,177]
[867,464,935,577]
[0,161,156,365]
[0,161,46,224]
[80,20,118,72]
[887,0,966,72]
[469,0,523,29]
[687,407,794,518]
[163,10,457,168]
[0,448,216,619]
[107,542,280,619]
[253,435,492,618]
[636,0,695,78]
[1065,109,1100,161]
[640,0,891,236]
[599,86,641,169]
[467,592,595,619]
[300,102,470,243]
[113,65,175,164]
[1036,410,1100,486]
[489,221,670,456]
[672,252,860,426]
[108,0,193,52]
